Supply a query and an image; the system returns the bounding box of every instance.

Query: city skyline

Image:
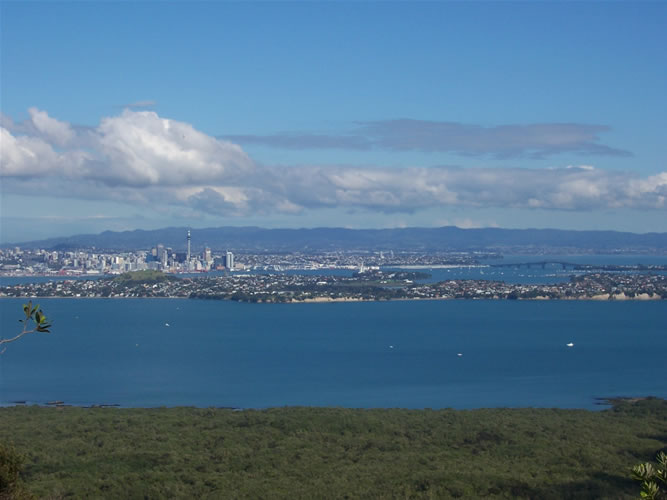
[1,2,666,243]
[0,228,237,275]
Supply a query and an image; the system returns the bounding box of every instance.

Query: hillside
[5,225,667,253]
[1,399,665,498]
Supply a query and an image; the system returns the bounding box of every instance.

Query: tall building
[157,244,167,268]
[226,251,234,270]
[186,230,191,262]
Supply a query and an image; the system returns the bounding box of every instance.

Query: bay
[1,298,665,410]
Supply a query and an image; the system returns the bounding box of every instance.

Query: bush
[0,443,33,500]
[632,451,667,500]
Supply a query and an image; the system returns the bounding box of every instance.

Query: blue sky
[1,1,666,243]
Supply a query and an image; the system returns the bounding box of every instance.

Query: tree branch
[1,301,52,354]
[0,327,39,346]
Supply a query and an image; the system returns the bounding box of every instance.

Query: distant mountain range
[5,226,667,254]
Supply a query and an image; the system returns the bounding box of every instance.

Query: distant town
[1,268,665,303]
[0,229,498,277]
[0,230,241,276]
[1,229,666,302]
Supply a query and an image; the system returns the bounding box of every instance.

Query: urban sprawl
[1,236,665,302]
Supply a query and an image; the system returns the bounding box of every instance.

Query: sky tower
[186,230,191,261]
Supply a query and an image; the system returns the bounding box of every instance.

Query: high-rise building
[156,244,167,268]
[225,251,234,270]
[186,230,191,262]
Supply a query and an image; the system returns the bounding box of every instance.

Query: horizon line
[3,223,667,248]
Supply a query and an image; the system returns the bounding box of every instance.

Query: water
[387,254,667,285]
[1,298,665,409]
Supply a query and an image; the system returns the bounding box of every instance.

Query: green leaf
[634,463,656,481]
[657,451,667,468]
[641,481,660,500]
[23,301,32,318]
[37,310,48,324]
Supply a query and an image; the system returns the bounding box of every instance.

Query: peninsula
[1,270,665,302]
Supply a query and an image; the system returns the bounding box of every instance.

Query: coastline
[3,396,663,410]
[1,293,663,302]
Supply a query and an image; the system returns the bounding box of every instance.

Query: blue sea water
[1,298,665,409]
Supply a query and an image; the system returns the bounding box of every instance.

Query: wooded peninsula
[2,398,666,499]
[1,270,665,302]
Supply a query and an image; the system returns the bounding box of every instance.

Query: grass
[1,398,666,499]
[111,270,177,284]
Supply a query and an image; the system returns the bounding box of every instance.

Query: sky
[1,1,666,243]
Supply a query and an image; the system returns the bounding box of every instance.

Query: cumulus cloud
[0,127,89,177]
[2,108,77,147]
[1,109,664,219]
[264,164,666,212]
[27,107,76,146]
[92,110,253,187]
[2,108,253,186]
[226,119,632,159]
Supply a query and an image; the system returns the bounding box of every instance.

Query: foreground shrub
[0,443,33,500]
[632,451,667,500]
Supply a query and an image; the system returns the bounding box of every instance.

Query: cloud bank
[2,109,664,218]
[226,119,632,159]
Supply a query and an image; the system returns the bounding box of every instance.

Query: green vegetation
[111,270,178,285]
[632,451,667,499]
[351,270,432,281]
[0,301,51,354]
[1,399,665,498]
[0,443,34,500]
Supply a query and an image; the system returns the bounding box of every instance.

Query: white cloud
[27,107,76,146]
[0,127,88,177]
[1,108,665,218]
[273,164,666,212]
[92,109,253,187]
[2,108,253,186]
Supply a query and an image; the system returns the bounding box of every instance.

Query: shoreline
[4,396,663,411]
[0,293,663,302]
